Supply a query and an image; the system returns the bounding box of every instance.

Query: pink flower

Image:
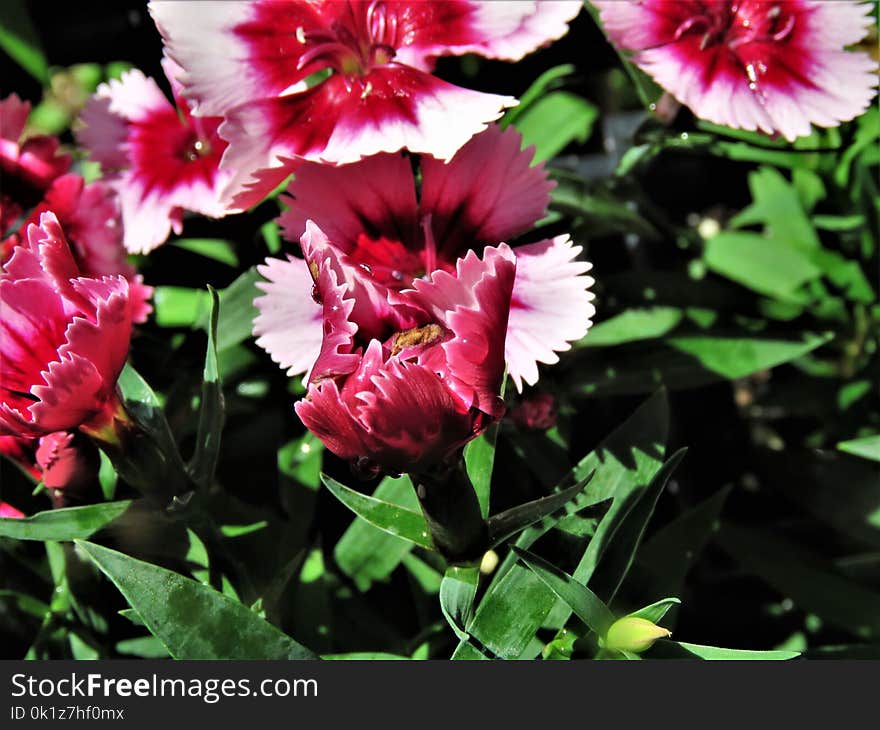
[0,502,24,519]
[149,0,582,210]
[593,0,879,141]
[0,212,133,438]
[77,58,231,253]
[254,125,595,390]
[15,175,154,323]
[295,228,515,475]
[35,431,99,492]
[0,94,71,236]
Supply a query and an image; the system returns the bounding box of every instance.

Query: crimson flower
[77,59,231,253]
[593,0,879,140]
[1,95,153,322]
[293,223,515,476]
[254,124,595,391]
[0,94,71,238]
[0,213,134,438]
[149,0,582,210]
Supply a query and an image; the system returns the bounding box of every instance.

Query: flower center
[296,0,399,79]
[674,2,796,52]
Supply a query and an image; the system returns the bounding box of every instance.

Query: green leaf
[589,449,688,603]
[486,475,593,548]
[627,598,681,624]
[0,0,49,84]
[512,547,615,635]
[334,475,419,591]
[704,232,821,300]
[838,435,880,463]
[440,565,480,640]
[97,449,118,501]
[579,307,683,347]
[117,362,184,467]
[717,526,880,639]
[169,238,239,267]
[321,474,434,550]
[197,268,261,352]
[513,91,598,162]
[188,288,225,489]
[0,590,50,619]
[464,423,500,519]
[653,641,800,660]
[152,286,211,328]
[667,333,831,379]
[468,390,668,658]
[502,64,575,128]
[638,486,731,599]
[323,652,411,660]
[0,502,132,541]
[76,541,317,659]
[115,636,170,659]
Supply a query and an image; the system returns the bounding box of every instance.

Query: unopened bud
[604,616,671,654]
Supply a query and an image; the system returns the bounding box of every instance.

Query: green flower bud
[604,616,671,654]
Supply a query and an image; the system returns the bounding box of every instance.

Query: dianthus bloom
[254,124,595,390]
[0,94,71,236]
[1,95,153,322]
[0,213,133,437]
[592,0,879,141]
[294,224,514,476]
[1,432,98,494]
[149,0,582,209]
[77,59,230,253]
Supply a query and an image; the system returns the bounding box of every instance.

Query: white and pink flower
[149,0,582,210]
[592,0,879,141]
[254,125,595,391]
[77,59,232,254]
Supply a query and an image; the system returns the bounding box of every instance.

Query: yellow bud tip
[479,549,499,576]
[604,616,671,654]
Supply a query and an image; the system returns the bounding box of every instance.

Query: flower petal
[253,255,324,380]
[506,236,595,391]
[420,124,553,257]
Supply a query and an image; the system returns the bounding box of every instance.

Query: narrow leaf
[77,541,317,659]
[512,547,614,635]
[321,474,433,550]
[440,565,480,641]
[627,598,681,624]
[188,287,225,489]
[0,501,132,541]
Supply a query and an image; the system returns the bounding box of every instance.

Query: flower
[0,212,133,438]
[254,124,595,390]
[0,434,41,482]
[510,392,557,431]
[604,616,672,654]
[294,224,515,476]
[36,431,100,492]
[6,174,154,323]
[0,94,71,236]
[77,58,231,253]
[0,502,24,519]
[149,0,583,209]
[592,0,879,141]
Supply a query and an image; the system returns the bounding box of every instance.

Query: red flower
[149,0,582,209]
[0,94,71,237]
[294,223,515,475]
[0,502,24,519]
[0,213,133,438]
[510,392,557,431]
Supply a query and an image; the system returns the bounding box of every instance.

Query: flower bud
[604,616,671,654]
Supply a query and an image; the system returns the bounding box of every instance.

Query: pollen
[391,324,444,356]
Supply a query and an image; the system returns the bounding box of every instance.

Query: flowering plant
[1,0,878,663]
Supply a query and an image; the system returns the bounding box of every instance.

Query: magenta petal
[253,255,324,380]
[420,124,553,257]
[507,236,595,391]
[0,502,24,519]
[278,153,420,251]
